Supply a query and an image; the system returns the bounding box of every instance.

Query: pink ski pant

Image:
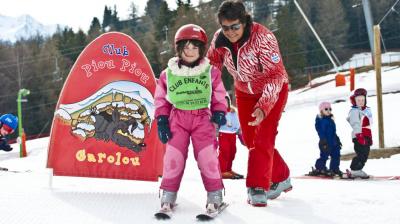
[160,109,224,192]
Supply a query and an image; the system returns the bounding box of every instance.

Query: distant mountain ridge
[0,14,62,42]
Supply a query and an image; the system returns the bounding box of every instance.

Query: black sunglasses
[324,108,332,111]
[221,23,242,31]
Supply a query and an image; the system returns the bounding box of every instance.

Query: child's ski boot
[196,189,228,220]
[348,169,370,179]
[308,167,328,176]
[326,169,343,178]
[154,190,177,220]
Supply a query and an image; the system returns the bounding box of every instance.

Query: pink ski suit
[154,57,227,192]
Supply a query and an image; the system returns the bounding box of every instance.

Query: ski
[0,167,31,173]
[298,167,400,180]
[196,202,228,221]
[154,204,177,220]
[295,175,400,181]
[154,211,172,220]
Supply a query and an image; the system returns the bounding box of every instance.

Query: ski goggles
[221,23,242,32]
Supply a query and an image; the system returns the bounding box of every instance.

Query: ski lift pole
[17,88,30,157]
[293,0,338,73]
[373,25,385,148]
[362,0,375,59]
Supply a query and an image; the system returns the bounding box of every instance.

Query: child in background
[347,88,372,178]
[154,24,227,216]
[218,94,244,179]
[0,114,18,152]
[309,102,343,177]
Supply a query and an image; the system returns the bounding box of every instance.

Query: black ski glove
[319,139,329,153]
[157,115,172,144]
[211,111,227,127]
[0,139,13,152]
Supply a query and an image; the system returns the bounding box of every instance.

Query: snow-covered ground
[1,66,400,223]
[329,52,400,71]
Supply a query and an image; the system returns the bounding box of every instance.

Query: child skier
[154,24,227,217]
[309,102,343,177]
[218,94,244,179]
[347,88,372,178]
[0,114,18,152]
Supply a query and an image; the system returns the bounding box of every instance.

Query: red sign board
[47,32,164,181]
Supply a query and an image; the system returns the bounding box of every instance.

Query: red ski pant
[235,83,290,190]
[218,132,237,173]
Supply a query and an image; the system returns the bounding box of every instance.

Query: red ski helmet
[350,88,367,106]
[353,88,367,97]
[174,24,208,45]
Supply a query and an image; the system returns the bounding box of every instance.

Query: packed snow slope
[1,66,400,224]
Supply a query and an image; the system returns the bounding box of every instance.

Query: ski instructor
[207,0,291,207]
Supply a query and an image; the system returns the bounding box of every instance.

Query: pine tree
[294,0,330,68]
[314,0,349,60]
[253,0,273,23]
[127,2,138,34]
[177,0,184,7]
[110,5,122,31]
[154,1,173,42]
[75,30,87,53]
[196,2,220,43]
[371,0,400,49]
[176,0,202,26]
[102,6,112,31]
[23,39,64,135]
[88,17,102,41]
[340,0,369,50]
[139,30,162,77]
[275,0,306,85]
[145,0,163,21]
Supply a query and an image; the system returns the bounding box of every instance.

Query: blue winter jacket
[315,115,341,151]
[0,135,12,151]
[219,111,241,134]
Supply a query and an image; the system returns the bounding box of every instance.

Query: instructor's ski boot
[247,187,267,207]
[230,171,244,179]
[206,189,224,213]
[221,170,244,179]
[267,177,293,200]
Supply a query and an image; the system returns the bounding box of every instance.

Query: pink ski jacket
[154,57,227,118]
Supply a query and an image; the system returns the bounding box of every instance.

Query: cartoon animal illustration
[54,82,154,153]
[91,107,147,152]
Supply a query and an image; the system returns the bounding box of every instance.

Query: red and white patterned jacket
[207,22,289,116]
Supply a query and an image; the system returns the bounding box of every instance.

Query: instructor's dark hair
[217,0,252,26]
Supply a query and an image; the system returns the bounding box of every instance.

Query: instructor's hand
[248,108,264,126]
